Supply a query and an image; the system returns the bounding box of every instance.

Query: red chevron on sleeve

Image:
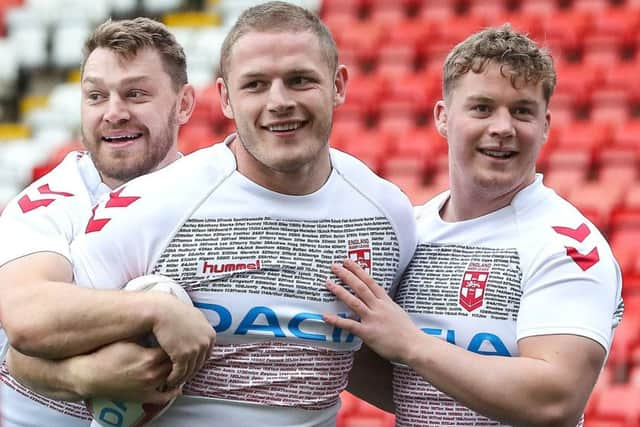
[17,184,75,213]
[565,246,600,271]
[552,223,600,270]
[85,187,140,233]
[105,188,141,208]
[37,184,74,198]
[551,223,590,242]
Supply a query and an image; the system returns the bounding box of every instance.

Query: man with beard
[0,17,214,427]
[66,2,417,426]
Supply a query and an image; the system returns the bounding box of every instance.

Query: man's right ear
[216,77,234,120]
[434,100,448,138]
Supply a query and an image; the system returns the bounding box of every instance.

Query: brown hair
[442,24,556,105]
[81,17,187,91]
[219,1,338,80]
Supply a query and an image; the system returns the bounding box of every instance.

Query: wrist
[63,354,94,399]
[400,329,429,368]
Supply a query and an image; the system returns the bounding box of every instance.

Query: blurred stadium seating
[0,0,638,426]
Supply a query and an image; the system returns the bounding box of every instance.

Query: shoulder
[330,148,410,207]
[2,151,92,218]
[513,180,620,288]
[514,180,610,252]
[330,148,418,266]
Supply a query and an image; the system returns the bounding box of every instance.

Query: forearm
[6,347,84,401]
[4,281,158,358]
[403,333,600,427]
[0,252,156,358]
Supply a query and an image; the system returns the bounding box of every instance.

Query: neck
[441,175,535,222]
[101,149,181,190]
[230,136,332,196]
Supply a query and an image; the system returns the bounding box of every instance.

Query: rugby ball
[86,274,191,427]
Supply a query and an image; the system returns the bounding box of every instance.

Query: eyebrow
[82,76,153,86]
[238,68,320,80]
[465,95,541,107]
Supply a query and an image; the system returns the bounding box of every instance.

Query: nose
[103,95,130,124]
[267,80,295,114]
[488,108,515,139]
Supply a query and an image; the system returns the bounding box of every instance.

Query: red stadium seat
[589,88,632,125]
[465,0,510,19]
[368,2,408,28]
[612,119,640,150]
[543,146,591,172]
[567,182,624,232]
[388,125,445,161]
[338,21,386,64]
[383,69,441,118]
[375,42,418,78]
[340,129,391,173]
[591,383,640,425]
[555,120,611,154]
[610,229,640,277]
[321,0,363,16]
[384,18,434,54]
[518,0,560,16]
[542,167,588,199]
[537,10,590,59]
[331,115,367,150]
[376,109,419,136]
[416,0,459,21]
[571,0,610,13]
[554,61,602,112]
[342,72,388,116]
[485,12,542,37]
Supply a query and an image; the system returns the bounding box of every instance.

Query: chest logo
[459,261,491,312]
[348,238,372,275]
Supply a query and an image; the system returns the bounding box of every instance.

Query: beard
[82,105,177,184]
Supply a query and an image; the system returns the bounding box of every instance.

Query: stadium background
[0,0,638,425]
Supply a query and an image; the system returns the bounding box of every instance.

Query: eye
[243,81,266,91]
[471,104,491,114]
[513,106,533,116]
[86,92,105,103]
[290,76,312,87]
[127,89,147,99]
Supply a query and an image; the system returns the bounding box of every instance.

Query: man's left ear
[177,84,196,125]
[543,110,551,141]
[333,65,348,107]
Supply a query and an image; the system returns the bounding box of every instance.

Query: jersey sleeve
[0,153,91,266]
[517,224,622,353]
[0,211,74,266]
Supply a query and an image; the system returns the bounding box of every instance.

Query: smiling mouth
[479,149,516,159]
[102,133,143,143]
[264,121,306,133]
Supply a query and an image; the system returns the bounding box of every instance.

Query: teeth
[103,134,141,142]
[484,150,513,158]
[269,122,301,132]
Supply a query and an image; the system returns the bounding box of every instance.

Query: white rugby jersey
[393,174,623,427]
[71,136,418,426]
[0,151,110,426]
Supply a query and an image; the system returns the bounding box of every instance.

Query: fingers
[166,359,188,389]
[322,312,361,335]
[330,263,378,308]
[341,259,389,299]
[326,278,369,317]
[193,336,213,380]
